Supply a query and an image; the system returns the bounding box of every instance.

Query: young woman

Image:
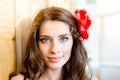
[9,6,97,80]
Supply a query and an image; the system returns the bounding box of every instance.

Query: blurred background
[0,0,120,80]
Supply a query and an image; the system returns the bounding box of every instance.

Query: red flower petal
[80,31,89,40]
[80,9,86,19]
[74,9,91,40]
[84,17,91,30]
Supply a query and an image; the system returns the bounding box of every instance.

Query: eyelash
[39,37,69,43]
[39,38,50,43]
[60,37,68,42]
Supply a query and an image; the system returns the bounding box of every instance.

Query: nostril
[51,50,60,54]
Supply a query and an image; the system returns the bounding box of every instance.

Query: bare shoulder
[10,74,24,80]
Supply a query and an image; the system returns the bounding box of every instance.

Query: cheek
[38,43,49,56]
[62,41,73,56]
[62,44,72,64]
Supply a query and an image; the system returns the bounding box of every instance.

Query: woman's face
[38,21,73,69]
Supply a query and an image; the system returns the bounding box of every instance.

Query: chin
[47,63,64,70]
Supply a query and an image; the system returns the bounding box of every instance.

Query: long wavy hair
[10,6,91,80]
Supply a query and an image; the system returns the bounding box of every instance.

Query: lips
[48,56,62,63]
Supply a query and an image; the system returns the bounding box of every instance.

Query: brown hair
[10,6,91,80]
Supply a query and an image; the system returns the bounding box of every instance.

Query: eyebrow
[59,34,72,37]
[39,34,72,38]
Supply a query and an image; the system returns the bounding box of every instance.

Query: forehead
[39,21,71,36]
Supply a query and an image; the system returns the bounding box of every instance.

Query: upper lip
[48,56,63,59]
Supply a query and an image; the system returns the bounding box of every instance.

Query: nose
[50,40,60,54]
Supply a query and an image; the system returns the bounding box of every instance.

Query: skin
[38,20,73,80]
[10,18,97,80]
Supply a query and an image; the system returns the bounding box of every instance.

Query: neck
[40,68,63,80]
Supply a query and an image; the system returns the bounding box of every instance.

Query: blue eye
[60,37,68,42]
[39,38,49,43]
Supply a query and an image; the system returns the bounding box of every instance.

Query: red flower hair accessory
[74,9,91,40]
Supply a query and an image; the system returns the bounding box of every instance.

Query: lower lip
[48,57,62,63]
